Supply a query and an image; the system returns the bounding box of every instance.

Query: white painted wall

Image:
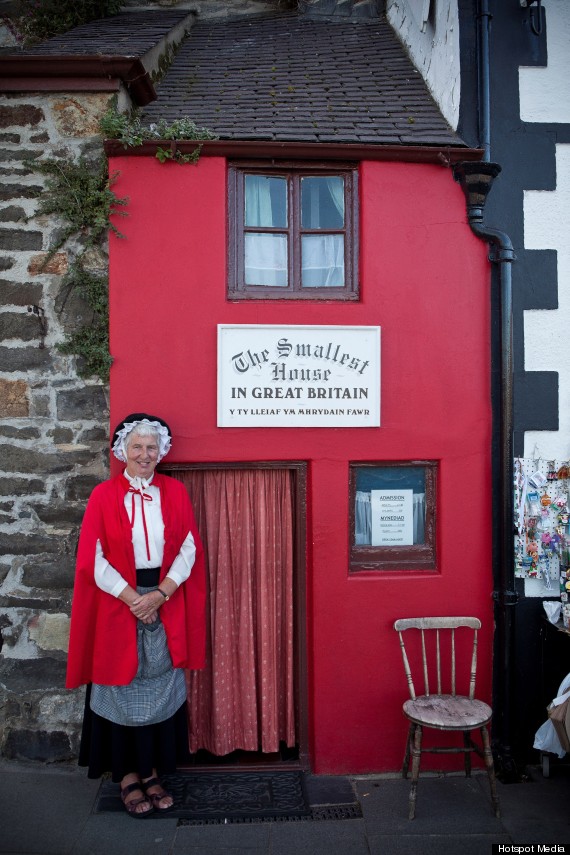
[386,0,460,131]
[520,0,570,460]
[523,144,570,460]
[519,1,570,598]
[519,0,570,124]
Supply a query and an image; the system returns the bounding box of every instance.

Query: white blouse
[94,471,196,597]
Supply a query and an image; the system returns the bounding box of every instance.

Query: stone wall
[0,92,111,762]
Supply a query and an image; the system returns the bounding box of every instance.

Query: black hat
[111,413,172,462]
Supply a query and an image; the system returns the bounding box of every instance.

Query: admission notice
[218,325,381,427]
[370,490,414,546]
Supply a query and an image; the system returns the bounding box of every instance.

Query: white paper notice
[370,490,414,546]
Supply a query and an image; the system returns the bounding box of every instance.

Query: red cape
[66,472,206,688]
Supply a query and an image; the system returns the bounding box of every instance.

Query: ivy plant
[56,263,113,380]
[28,155,128,382]
[31,155,128,254]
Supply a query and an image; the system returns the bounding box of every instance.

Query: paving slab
[476,769,570,845]
[366,833,513,855]
[0,760,99,855]
[355,774,502,834]
[172,822,270,854]
[70,814,179,855]
[269,817,369,855]
[172,839,267,854]
[303,774,358,806]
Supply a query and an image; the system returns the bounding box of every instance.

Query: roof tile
[142,11,465,148]
[15,10,192,58]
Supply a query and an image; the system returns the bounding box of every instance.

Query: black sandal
[142,776,175,813]
[120,781,154,819]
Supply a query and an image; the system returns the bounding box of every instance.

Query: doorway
[165,463,308,768]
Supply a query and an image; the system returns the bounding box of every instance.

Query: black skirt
[78,685,192,782]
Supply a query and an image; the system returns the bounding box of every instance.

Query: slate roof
[15,10,192,58]
[142,11,465,147]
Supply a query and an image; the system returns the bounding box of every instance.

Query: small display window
[349,461,437,571]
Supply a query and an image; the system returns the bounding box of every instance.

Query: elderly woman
[66,413,206,818]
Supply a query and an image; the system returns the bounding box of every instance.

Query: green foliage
[29,154,127,381]
[98,109,146,148]
[58,323,113,381]
[57,263,112,381]
[31,155,128,255]
[99,106,218,162]
[155,146,202,165]
[16,0,122,43]
[146,117,218,142]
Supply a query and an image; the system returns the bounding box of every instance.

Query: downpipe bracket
[492,589,519,607]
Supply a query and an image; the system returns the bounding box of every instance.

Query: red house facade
[108,149,492,774]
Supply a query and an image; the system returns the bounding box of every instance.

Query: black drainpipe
[452,0,520,781]
[453,167,518,774]
[478,0,492,160]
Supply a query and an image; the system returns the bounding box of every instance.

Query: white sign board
[370,490,414,546]
[218,324,380,427]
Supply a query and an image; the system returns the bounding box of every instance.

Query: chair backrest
[393,617,481,700]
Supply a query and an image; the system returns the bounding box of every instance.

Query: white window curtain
[244,174,347,288]
[355,491,426,545]
[245,233,287,286]
[301,176,345,286]
[301,234,344,287]
[301,176,344,228]
[245,176,284,227]
[326,176,344,223]
[244,175,287,286]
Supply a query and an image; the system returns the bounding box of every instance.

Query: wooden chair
[393,616,500,820]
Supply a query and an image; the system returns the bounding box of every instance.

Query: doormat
[96,770,312,821]
[177,773,363,825]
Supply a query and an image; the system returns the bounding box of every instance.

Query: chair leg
[408,724,423,820]
[480,725,500,818]
[402,723,415,779]
[463,731,472,777]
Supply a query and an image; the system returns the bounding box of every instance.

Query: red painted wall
[109,155,493,774]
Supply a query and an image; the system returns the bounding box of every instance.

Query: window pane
[354,467,426,546]
[301,176,344,229]
[245,175,287,227]
[301,234,344,287]
[245,233,288,286]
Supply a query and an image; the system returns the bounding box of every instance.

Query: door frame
[161,460,309,769]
